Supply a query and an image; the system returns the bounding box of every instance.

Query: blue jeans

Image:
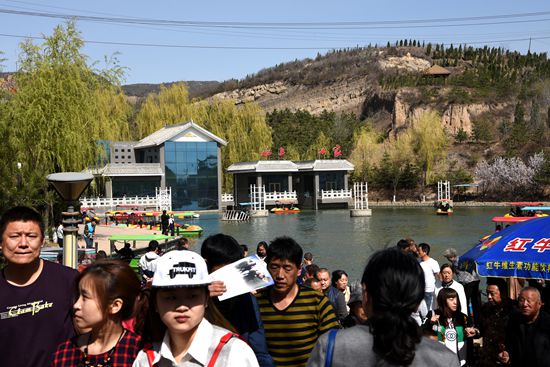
[424,291,434,312]
[84,236,94,249]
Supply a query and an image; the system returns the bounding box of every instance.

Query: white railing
[264,191,297,201]
[80,196,158,208]
[321,189,352,199]
[221,193,234,202]
[353,183,369,209]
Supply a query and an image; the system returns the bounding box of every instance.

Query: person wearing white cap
[133,251,259,367]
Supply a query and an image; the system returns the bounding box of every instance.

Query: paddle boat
[271,206,301,214]
[435,199,453,216]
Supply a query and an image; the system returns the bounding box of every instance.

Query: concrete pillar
[344,174,349,190]
[217,145,223,209]
[105,179,113,198]
[288,174,293,192]
[314,174,320,210]
[257,174,262,188]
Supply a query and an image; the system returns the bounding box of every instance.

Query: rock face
[212,79,371,116]
[392,89,512,134]
[378,53,431,72]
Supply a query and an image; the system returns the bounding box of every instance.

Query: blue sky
[1,0,549,84]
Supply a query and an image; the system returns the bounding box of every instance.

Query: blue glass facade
[165,141,219,210]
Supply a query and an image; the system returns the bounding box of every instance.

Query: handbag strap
[325,328,338,367]
[207,332,238,367]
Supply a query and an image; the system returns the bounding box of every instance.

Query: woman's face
[156,287,207,336]
[446,296,458,312]
[335,274,348,291]
[441,267,453,283]
[73,275,106,330]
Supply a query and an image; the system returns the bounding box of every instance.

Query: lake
[184,206,505,282]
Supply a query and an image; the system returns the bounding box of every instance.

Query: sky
[1,0,550,85]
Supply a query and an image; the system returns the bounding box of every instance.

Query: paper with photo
[210,254,274,301]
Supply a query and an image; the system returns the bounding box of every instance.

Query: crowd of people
[1,205,550,367]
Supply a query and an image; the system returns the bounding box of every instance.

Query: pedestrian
[257,236,339,367]
[317,267,348,323]
[56,221,64,247]
[201,233,274,367]
[114,242,135,262]
[175,236,190,250]
[139,240,161,281]
[160,210,169,236]
[418,243,440,313]
[307,248,459,367]
[0,206,78,366]
[423,288,477,366]
[83,218,96,249]
[256,241,268,261]
[498,287,550,366]
[168,214,175,236]
[332,270,351,311]
[134,250,259,366]
[477,278,516,367]
[51,260,142,367]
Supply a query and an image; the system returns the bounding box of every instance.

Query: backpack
[144,332,239,367]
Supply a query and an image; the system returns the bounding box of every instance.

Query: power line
[1,8,550,30]
[1,31,550,51]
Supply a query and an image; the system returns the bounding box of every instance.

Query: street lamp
[46,172,93,269]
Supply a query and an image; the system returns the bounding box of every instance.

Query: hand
[464,327,476,337]
[431,313,440,322]
[498,350,510,364]
[209,280,226,297]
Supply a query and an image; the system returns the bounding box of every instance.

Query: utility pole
[528,37,532,53]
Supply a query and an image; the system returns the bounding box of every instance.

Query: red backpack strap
[207,332,239,367]
[142,343,156,367]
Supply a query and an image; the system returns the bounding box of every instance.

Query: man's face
[317,271,331,291]
[257,246,266,257]
[417,247,426,258]
[1,220,44,265]
[486,285,502,304]
[310,279,323,293]
[268,258,300,295]
[518,290,542,320]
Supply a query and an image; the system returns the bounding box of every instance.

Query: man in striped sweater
[256,236,339,367]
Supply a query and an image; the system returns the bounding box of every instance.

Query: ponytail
[362,249,425,365]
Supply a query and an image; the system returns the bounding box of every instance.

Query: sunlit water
[182,207,504,282]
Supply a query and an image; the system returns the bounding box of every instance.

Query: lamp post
[46,172,93,269]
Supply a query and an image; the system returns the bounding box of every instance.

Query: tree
[348,127,384,182]
[410,111,448,198]
[303,131,332,160]
[380,131,415,202]
[455,128,469,143]
[0,21,129,212]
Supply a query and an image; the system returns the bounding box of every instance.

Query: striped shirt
[256,285,339,367]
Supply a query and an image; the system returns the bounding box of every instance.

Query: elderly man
[0,206,77,366]
[499,287,550,366]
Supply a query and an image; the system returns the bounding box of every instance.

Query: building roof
[102,163,164,177]
[424,65,451,75]
[227,160,299,173]
[227,159,354,173]
[134,121,227,149]
[296,159,354,171]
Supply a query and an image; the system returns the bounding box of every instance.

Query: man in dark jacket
[499,287,550,366]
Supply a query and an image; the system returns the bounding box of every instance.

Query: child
[52,260,142,367]
[133,251,259,366]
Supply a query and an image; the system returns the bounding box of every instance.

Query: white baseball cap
[152,250,212,288]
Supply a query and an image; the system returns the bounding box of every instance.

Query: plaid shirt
[51,329,141,367]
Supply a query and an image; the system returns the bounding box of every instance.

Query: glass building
[99,122,226,211]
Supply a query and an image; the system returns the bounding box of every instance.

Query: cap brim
[152,282,212,289]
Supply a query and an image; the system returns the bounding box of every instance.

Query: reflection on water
[184,207,505,281]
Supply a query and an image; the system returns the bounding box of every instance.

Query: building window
[115,156,118,159]
[269,183,281,192]
[114,149,118,152]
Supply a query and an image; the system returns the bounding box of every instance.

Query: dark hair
[304,252,313,261]
[267,236,303,268]
[176,237,189,250]
[257,241,268,252]
[76,259,141,322]
[487,277,509,299]
[436,288,465,327]
[201,233,243,272]
[148,240,159,251]
[440,263,453,273]
[332,270,348,287]
[240,244,248,252]
[362,248,424,365]
[396,239,409,251]
[418,243,430,255]
[95,250,108,260]
[306,264,320,279]
[304,278,320,289]
[0,206,45,239]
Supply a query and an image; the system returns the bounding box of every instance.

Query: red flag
[332,145,342,158]
[261,150,272,157]
[278,147,285,157]
[319,147,327,155]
